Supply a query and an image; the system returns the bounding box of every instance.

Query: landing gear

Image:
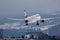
[36,21,39,26]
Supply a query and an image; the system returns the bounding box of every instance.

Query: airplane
[8,10,56,26]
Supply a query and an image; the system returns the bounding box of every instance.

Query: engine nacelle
[40,20,44,23]
[24,20,28,25]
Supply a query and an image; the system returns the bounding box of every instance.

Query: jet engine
[40,20,44,23]
[24,20,28,25]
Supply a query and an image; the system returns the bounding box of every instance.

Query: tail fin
[24,10,28,18]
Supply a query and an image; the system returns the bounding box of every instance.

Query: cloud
[0,21,57,32]
[0,23,21,29]
[40,24,57,31]
[0,22,32,29]
[31,24,57,31]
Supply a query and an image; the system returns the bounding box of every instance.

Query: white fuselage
[25,14,41,23]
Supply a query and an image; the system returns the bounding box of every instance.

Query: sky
[0,0,60,17]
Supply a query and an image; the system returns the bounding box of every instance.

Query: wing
[8,14,59,23]
[41,18,55,20]
[41,17,60,20]
[7,17,54,21]
[8,18,24,21]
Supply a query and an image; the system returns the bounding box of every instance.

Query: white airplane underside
[25,14,41,23]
